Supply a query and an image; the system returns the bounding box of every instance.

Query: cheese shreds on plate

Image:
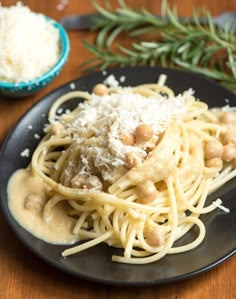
[103,74,120,87]
[20,148,30,158]
[0,2,60,83]
[212,199,230,213]
[56,88,189,183]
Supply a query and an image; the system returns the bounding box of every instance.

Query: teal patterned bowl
[0,18,70,98]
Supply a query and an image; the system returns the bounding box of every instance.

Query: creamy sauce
[127,125,178,184]
[7,169,79,245]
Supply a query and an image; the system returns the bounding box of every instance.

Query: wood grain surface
[0,1,235,298]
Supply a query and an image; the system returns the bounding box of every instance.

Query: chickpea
[146,226,165,247]
[204,139,223,160]
[222,144,236,162]
[141,193,157,204]
[134,124,154,144]
[220,111,236,125]
[125,152,142,169]
[51,122,64,135]
[120,133,135,146]
[24,192,46,212]
[205,158,223,169]
[137,181,158,203]
[222,129,236,145]
[138,181,156,195]
[92,83,109,96]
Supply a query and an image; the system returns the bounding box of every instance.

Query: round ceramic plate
[0,66,235,286]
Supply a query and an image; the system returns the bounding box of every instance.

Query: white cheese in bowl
[0,2,60,83]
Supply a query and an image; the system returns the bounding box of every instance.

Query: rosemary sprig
[91,0,169,47]
[82,0,236,90]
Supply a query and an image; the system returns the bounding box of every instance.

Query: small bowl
[0,17,70,98]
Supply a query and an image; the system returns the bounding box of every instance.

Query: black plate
[0,66,235,286]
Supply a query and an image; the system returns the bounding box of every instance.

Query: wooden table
[0,0,235,298]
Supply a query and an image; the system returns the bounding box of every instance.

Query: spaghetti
[8,75,236,264]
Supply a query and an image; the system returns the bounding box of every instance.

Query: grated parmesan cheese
[157,74,167,86]
[20,148,30,157]
[57,108,64,115]
[56,88,189,182]
[56,0,69,11]
[70,82,76,90]
[120,75,126,83]
[103,74,120,87]
[0,2,60,83]
[56,4,64,11]
[212,198,230,213]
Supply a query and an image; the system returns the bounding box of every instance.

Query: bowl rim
[0,17,70,89]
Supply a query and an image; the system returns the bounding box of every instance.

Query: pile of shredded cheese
[57,88,189,182]
[0,2,60,83]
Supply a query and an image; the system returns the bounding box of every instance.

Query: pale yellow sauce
[7,169,79,245]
